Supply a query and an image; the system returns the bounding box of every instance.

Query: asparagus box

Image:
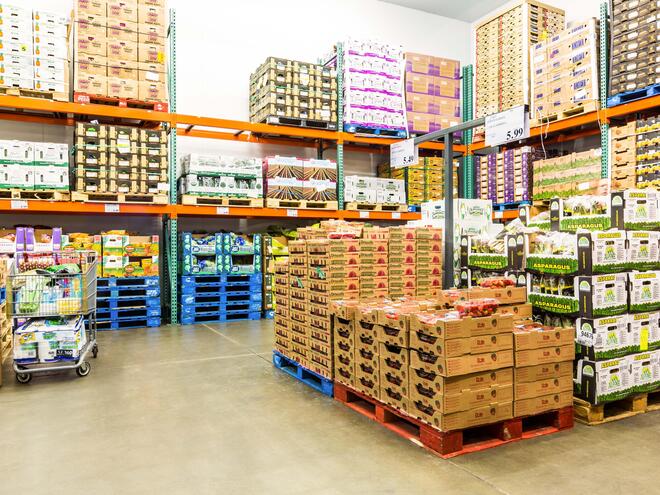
[576,314,638,360]
[574,356,633,405]
[631,312,660,350]
[577,273,629,318]
[627,231,660,271]
[611,190,659,230]
[628,271,660,313]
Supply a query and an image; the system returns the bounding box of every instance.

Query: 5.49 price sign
[485,105,530,147]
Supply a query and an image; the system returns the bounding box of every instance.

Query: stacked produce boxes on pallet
[73,0,168,107]
[264,156,338,209]
[378,158,458,205]
[404,52,461,135]
[475,0,565,118]
[532,148,608,200]
[73,123,169,203]
[344,175,406,210]
[262,235,289,319]
[342,39,407,137]
[0,141,69,196]
[475,147,533,206]
[249,57,337,129]
[179,154,264,206]
[611,116,660,190]
[530,19,600,124]
[180,232,262,324]
[608,0,660,106]
[0,5,70,101]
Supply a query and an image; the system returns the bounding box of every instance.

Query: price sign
[104,203,120,213]
[390,138,418,169]
[10,200,27,210]
[359,211,370,219]
[391,212,401,219]
[485,105,530,147]
[216,206,229,215]
[286,209,299,217]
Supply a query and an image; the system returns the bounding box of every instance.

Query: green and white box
[631,311,660,350]
[629,271,660,313]
[575,356,633,405]
[576,314,637,360]
[33,142,69,191]
[627,231,660,271]
[629,351,660,393]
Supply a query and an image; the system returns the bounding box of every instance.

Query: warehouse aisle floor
[2,320,660,495]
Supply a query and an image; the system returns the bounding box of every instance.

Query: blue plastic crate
[607,83,660,107]
[180,274,225,287]
[180,291,262,306]
[222,273,262,284]
[97,287,161,299]
[272,351,333,397]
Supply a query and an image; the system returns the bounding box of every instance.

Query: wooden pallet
[573,394,653,425]
[180,195,263,207]
[71,191,169,204]
[0,190,70,201]
[533,101,599,126]
[344,202,408,212]
[73,92,168,112]
[334,382,573,458]
[0,86,68,102]
[265,198,338,210]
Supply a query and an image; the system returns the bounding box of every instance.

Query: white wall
[472,0,602,26]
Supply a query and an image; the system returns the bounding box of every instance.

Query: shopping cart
[7,251,98,384]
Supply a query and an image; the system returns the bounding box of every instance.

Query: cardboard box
[410,379,513,414]
[108,1,139,22]
[410,398,513,431]
[514,374,573,400]
[138,80,166,101]
[380,366,409,396]
[107,77,138,99]
[108,40,138,61]
[379,342,408,372]
[76,35,107,57]
[138,4,166,25]
[138,43,165,63]
[108,19,139,42]
[138,24,167,45]
[380,386,408,412]
[74,0,106,16]
[410,329,513,357]
[408,313,514,340]
[75,13,108,39]
[515,345,575,367]
[469,286,527,304]
[513,326,575,350]
[409,367,513,397]
[411,347,514,377]
[514,390,572,416]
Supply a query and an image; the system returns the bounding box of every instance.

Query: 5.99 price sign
[485,105,530,147]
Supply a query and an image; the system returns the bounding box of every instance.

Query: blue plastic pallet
[180,273,262,284]
[180,292,262,306]
[97,287,161,299]
[492,200,531,211]
[343,123,407,138]
[180,302,262,316]
[97,296,161,310]
[97,316,161,330]
[179,282,262,295]
[263,310,275,319]
[407,205,421,212]
[96,306,161,320]
[180,310,261,325]
[0,286,5,304]
[272,351,333,397]
[98,276,159,288]
[607,83,660,107]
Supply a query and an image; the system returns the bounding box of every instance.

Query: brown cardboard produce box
[411,348,514,377]
[412,367,513,396]
[469,286,527,304]
[410,330,513,357]
[513,326,575,350]
[379,342,409,372]
[515,345,575,367]
[411,398,513,431]
[514,374,573,400]
[409,313,514,340]
[376,323,409,347]
[514,390,572,417]
[495,303,533,319]
[381,386,409,412]
[410,379,513,414]
[380,367,409,396]
[514,361,573,382]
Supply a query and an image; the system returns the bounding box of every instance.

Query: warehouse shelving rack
[0,2,656,320]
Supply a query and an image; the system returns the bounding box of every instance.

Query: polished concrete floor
[2,320,660,494]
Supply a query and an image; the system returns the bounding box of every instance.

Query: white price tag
[10,200,27,210]
[391,212,401,219]
[390,138,418,169]
[286,209,299,217]
[359,211,370,219]
[104,203,120,213]
[485,105,530,147]
[216,206,229,215]
[494,211,504,219]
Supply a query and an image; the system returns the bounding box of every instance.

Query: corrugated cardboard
[514,374,573,400]
[514,326,575,350]
[514,390,572,416]
[514,361,573,383]
[515,345,575,367]
[411,348,514,377]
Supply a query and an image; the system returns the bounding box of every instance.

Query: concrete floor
[1,320,660,495]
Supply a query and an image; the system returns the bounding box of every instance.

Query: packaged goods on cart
[13,315,86,364]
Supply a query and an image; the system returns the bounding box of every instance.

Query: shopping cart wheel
[16,372,32,384]
[92,344,99,358]
[76,362,91,377]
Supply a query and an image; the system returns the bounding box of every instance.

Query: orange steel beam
[606,94,660,119]
[0,111,75,127]
[0,94,170,123]
[0,200,172,215]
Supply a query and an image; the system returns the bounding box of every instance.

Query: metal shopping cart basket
[7,251,98,383]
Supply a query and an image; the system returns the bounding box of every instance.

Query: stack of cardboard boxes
[404,53,461,135]
[513,324,574,416]
[249,57,337,128]
[377,158,458,206]
[531,149,607,200]
[74,123,168,198]
[530,19,599,121]
[610,0,659,98]
[264,156,338,206]
[73,0,167,103]
[611,116,660,191]
[344,176,406,206]
[0,141,69,192]
[179,154,263,200]
[0,5,69,98]
[475,0,565,118]
[475,147,533,205]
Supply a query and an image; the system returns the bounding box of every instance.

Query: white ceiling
[380,0,512,22]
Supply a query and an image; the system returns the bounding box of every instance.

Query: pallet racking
[0,3,656,325]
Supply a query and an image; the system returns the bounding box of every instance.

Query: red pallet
[73,92,168,112]
[334,382,573,458]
